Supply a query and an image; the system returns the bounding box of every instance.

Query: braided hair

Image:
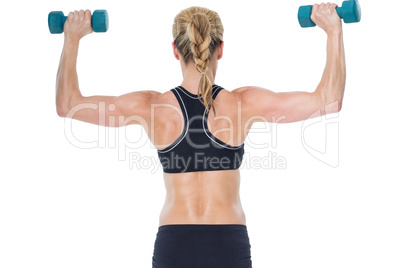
[172,6,224,114]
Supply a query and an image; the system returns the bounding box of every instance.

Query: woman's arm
[55,10,160,127]
[236,3,345,123]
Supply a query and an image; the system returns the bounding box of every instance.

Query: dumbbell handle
[59,15,68,28]
[335,7,344,19]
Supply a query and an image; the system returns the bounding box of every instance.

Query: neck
[180,63,216,95]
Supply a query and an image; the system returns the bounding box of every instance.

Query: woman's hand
[311,2,342,35]
[64,9,94,42]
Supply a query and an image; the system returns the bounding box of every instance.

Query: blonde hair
[172,6,224,114]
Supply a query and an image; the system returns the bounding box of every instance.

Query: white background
[1,0,401,267]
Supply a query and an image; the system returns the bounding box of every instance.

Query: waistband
[158,224,247,232]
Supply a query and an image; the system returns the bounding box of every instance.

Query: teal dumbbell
[298,0,361,28]
[48,9,109,34]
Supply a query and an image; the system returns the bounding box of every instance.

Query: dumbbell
[48,9,109,34]
[298,0,361,28]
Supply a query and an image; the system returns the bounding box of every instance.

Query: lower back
[159,169,247,226]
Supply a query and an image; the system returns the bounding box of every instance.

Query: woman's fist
[311,3,342,34]
[64,9,94,41]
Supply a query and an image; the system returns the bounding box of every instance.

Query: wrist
[64,36,80,46]
[326,27,342,37]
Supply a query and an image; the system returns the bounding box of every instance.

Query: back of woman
[56,4,345,268]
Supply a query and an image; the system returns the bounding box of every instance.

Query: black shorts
[152,224,252,268]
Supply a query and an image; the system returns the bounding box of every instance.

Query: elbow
[56,107,67,118]
[337,100,343,112]
[332,97,343,113]
[316,85,344,114]
[317,91,343,114]
[56,103,69,118]
[323,98,342,114]
[56,93,76,118]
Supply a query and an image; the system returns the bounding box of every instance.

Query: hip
[152,224,252,268]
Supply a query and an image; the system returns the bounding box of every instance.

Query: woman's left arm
[236,28,345,124]
[236,4,345,124]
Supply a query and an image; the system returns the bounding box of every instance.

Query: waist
[159,204,246,226]
[157,224,248,232]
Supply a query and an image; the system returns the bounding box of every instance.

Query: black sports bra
[157,84,245,173]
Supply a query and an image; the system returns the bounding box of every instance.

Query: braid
[187,13,215,114]
[188,14,211,73]
[173,7,224,115]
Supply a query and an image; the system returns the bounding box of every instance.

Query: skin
[56,3,345,226]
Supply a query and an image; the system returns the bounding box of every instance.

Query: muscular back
[149,86,250,226]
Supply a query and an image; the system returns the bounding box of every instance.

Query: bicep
[238,86,324,123]
[66,91,159,127]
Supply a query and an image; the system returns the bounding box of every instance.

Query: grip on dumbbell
[48,9,109,34]
[298,0,361,28]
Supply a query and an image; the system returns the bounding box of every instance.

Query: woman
[56,4,345,267]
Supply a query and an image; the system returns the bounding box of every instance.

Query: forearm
[316,29,346,112]
[56,38,83,116]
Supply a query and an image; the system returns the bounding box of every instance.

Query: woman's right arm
[56,10,160,128]
[56,34,160,128]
